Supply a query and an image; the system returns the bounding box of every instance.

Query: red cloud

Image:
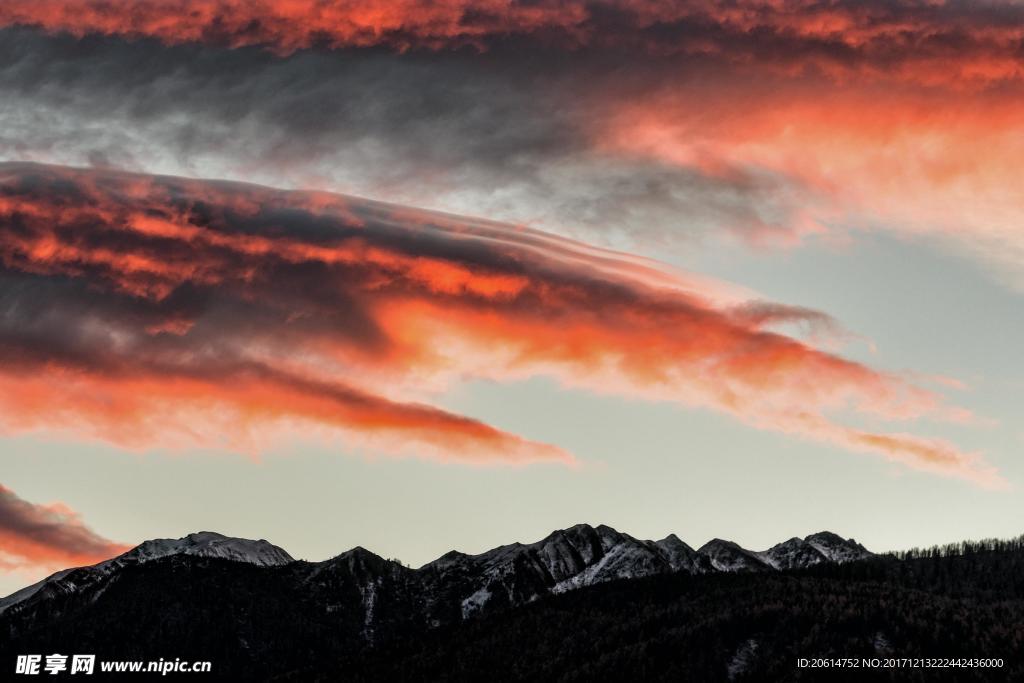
[2,1,1022,85]
[0,162,1002,485]
[0,483,129,572]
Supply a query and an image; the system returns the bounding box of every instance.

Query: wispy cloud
[0,163,1001,485]
[598,77,1024,278]
[0,483,129,572]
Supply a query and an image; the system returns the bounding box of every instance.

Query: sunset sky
[2,0,1023,597]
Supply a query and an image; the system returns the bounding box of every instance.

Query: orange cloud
[594,71,1024,275]
[0,162,1000,485]
[0,483,129,572]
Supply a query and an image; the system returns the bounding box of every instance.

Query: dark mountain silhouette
[2,525,1020,681]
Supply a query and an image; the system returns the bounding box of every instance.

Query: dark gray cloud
[2,0,1022,70]
[0,27,812,248]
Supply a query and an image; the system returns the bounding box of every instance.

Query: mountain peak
[758,537,827,570]
[804,531,872,563]
[698,538,745,552]
[0,531,293,616]
[698,539,770,572]
[122,531,294,567]
[805,531,856,545]
[327,546,389,565]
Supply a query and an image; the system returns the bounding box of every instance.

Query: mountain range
[0,524,871,623]
[4,525,1023,681]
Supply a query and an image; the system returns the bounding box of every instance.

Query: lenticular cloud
[0,162,1001,486]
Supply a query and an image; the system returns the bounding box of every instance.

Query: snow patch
[461,586,493,618]
[727,638,759,680]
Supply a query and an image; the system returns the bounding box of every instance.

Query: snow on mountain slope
[0,568,76,615]
[551,536,669,593]
[697,539,771,572]
[0,532,293,615]
[757,538,829,570]
[702,532,874,572]
[422,524,692,604]
[805,532,873,563]
[655,534,712,573]
[122,532,294,567]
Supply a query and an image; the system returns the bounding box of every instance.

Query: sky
[1,0,1023,597]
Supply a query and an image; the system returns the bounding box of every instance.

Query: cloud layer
[2,5,1022,282]
[0,163,1000,485]
[0,483,129,572]
[2,0,1023,84]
